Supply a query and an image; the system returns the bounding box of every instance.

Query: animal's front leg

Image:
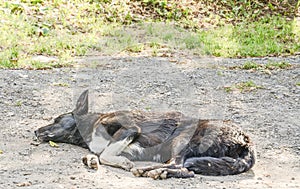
[82,154,100,170]
[99,137,135,171]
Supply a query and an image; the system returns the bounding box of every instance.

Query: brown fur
[35,90,256,179]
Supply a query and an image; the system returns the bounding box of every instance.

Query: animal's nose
[33,130,41,142]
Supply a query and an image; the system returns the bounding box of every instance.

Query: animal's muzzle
[34,130,42,141]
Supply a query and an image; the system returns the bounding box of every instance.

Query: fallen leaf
[49,141,59,148]
[0,150,3,154]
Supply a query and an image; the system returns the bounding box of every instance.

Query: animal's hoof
[82,154,99,170]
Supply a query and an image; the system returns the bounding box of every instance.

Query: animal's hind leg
[131,163,194,179]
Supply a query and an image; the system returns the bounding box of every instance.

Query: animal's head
[34,90,89,147]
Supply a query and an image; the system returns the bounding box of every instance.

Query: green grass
[238,61,292,71]
[0,1,299,69]
[0,0,101,69]
[98,18,299,58]
[241,61,260,70]
[197,17,300,57]
[265,61,291,70]
[225,80,263,93]
[236,81,260,91]
[15,100,22,107]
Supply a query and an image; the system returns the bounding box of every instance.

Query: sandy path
[0,56,299,188]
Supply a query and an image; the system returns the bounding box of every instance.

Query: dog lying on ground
[35,90,255,179]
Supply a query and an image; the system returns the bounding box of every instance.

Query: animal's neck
[75,113,103,145]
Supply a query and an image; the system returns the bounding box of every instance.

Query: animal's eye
[54,116,62,123]
[54,113,72,123]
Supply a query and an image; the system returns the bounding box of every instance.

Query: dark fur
[35,90,255,178]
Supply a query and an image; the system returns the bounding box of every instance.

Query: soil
[0,55,299,189]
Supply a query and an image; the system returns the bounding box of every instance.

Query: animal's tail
[183,146,256,176]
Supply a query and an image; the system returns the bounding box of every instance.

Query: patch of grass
[231,17,299,57]
[241,61,259,70]
[197,16,299,57]
[217,71,224,76]
[0,1,299,68]
[99,19,299,58]
[238,61,292,72]
[26,60,69,70]
[296,82,300,86]
[224,86,233,93]
[183,33,203,50]
[265,61,291,70]
[0,1,100,68]
[15,101,22,107]
[236,81,259,91]
[196,25,240,57]
[225,80,263,93]
[126,43,144,53]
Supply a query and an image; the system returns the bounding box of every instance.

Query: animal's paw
[131,164,169,177]
[131,167,149,177]
[147,168,168,180]
[82,154,100,170]
[131,167,168,179]
[121,159,135,171]
[131,167,194,179]
[148,168,194,179]
[131,165,165,177]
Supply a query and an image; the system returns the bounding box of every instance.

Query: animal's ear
[73,90,89,116]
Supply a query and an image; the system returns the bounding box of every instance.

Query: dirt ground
[0,55,299,189]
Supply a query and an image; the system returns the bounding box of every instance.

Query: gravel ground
[0,55,299,189]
